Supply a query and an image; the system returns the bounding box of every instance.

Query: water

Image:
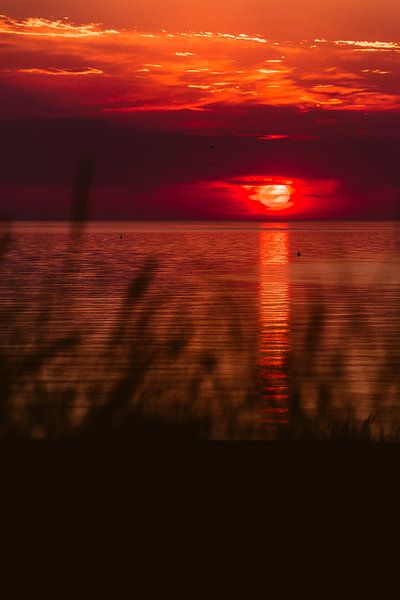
[0,221,399,439]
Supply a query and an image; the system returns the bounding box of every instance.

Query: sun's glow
[247,182,295,211]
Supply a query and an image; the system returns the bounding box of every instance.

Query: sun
[249,183,295,211]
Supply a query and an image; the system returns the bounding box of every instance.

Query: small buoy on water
[297,250,301,257]
[120,234,123,240]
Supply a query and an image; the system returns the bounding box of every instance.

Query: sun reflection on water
[259,225,290,433]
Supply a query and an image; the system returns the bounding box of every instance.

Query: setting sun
[254,184,293,210]
[244,181,295,211]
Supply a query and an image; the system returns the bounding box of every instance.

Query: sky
[0,1,399,219]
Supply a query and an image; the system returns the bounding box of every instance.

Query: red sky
[0,2,399,219]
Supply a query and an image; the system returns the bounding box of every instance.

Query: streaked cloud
[315,39,400,52]
[0,14,118,38]
[1,13,399,125]
[7,67,103,76]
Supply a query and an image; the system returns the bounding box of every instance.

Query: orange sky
[0,4,399,219]
[1,12,399,121]
[2,0,400,40]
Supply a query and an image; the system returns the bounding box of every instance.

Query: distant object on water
[120,234,123,240]
[297,250,302,257]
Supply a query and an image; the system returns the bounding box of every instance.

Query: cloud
[0,117,399,219]
[0,14,118,38]
[315,39,400,52]
[6,67,103,76]
[0,13,399,125]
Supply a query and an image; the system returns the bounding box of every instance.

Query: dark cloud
[0,117,399,219]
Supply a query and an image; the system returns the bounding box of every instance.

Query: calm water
[0,221,399,439]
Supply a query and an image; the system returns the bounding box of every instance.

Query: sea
[0,221,399,440]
